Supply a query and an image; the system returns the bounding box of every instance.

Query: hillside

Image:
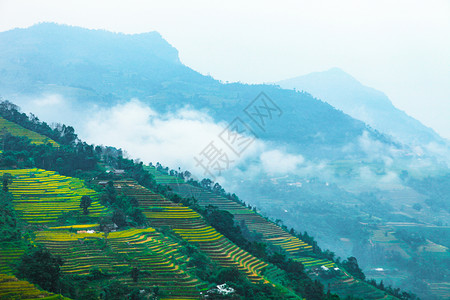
[0,23,444,299]
[0,116,59,147]
[147,166,399,299]
[0,111,406,299]
[0,274,69,300]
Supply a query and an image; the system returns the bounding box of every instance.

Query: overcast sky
[0,0,449,139]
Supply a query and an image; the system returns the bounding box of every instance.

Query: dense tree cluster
[0,133,97,175]
[0,190,20,241]
[342,257,365,281]
[16,247,64,293]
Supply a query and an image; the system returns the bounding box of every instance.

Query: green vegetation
[0,101,70,147]
[0,273,69,299]
[407,174,450,213]
[34,228,206,298]
[0,104,410,299]
[0,115,59,147]
[16,246,64,293]
[148,164,415,300]
[0,190,20,241]
[80,195,93,215]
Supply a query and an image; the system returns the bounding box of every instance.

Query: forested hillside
[0,102,414,299]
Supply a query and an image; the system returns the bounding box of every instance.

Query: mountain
[1,23,448,299]
[0,23,394,160]
[277,68,445,147]
[0,23,206,100]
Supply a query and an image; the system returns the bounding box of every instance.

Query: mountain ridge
[277,67,444,147]
[0,23,398,161]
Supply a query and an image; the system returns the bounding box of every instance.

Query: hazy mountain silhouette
[0,23,391,160]
[277,68,445,147]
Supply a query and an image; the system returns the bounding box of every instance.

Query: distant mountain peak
[281,68,365,92]
[324,67,359,80]
[277,69,443,146]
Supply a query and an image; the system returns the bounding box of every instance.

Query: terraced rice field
[325,272,395,300]
[295,257,336,269]
[0,169,107,224]
[115,180,277,285]
[35,228,205,299]
[0,116,59,147]
[0,274,68,299]
[164,183,313,257]
[428,282,450,299]
[0,243,24,274]
[50,224,99,230]
[145,166,185,185]
[148,169,396,300]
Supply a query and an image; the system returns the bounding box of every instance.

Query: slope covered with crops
[0,168,107,224]
[0,116,59,147]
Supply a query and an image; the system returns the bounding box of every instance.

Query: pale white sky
[0,0,449,139]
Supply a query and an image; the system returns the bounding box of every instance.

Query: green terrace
[324,271,396,300]
[145,166,185,185]
[295,257,336,269]
[0,243,25,274]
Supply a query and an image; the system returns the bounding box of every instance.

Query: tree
[304,279,325,300]
[104,181,116,204]
[217,267,245,284]
[0,191,20,241]
[2,172,12,192]
[103,280,129,300]
[16,247,64,293]
[112,209,127,228]
[131,267,140,283]
[152,286,160,300]
[80,195,93,215]
[342,256,365,280]
[200,178,213,190]
[129,207,146,226]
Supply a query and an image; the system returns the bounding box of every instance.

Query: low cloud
[7,93,97,129]
[81,99,264,179]
[31,94,65,106]
[9,95,446,194]
[260,150,305,175]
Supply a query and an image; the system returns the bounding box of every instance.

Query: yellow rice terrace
[0,168,107,224]
[0,116,59,147]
